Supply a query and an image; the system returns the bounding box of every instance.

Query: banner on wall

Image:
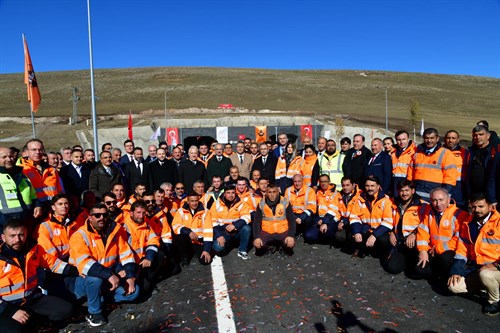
[255,126,267,143]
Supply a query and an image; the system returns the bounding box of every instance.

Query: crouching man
[0,218,77,332]
[67,203,140,327]
[253,184,296,257]
[448,193,500,316]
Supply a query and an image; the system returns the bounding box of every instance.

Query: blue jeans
[68,276,140,315]
[212,224,251,253]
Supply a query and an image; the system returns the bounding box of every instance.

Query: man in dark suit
[125,147,150,193]
[229,141,253,179]
[207,143,232,181]
[119,139,135,167]
[364,138,392,194]
[342,134,373,186]
[251,142,278,184]
[89,151,123,200]
[60,149,91,200]
[178,146,208,191]
[149,148,178,191]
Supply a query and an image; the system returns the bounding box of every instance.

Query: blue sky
[1,0,499,77]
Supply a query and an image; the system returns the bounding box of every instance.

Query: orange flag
[128,111,133,140]
[23,35,41,112]
[255,126,267,143]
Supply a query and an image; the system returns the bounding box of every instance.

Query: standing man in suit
[125,147,149,193]
[251,143,278,184]
[179,146,208,191]
[207,143,232,181]
[60,149,92,200]
[364,138,392,194]
[230,141,253,180]
[272,133,289,158]
[149,148,178,191]
[119,139,135,167]
[342,134,372,186]
[89,151,123,200]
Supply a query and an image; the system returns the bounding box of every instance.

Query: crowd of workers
[0,119,499,332]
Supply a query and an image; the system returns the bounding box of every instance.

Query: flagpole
[87,0,98,153]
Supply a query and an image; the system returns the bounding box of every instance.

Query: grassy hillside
[1,67,499,138]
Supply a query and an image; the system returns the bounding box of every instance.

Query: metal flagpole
[87,0,98,153]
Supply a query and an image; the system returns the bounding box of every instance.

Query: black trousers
[172,234,211,265]
[0,294,74,333]
[413,250,455,279]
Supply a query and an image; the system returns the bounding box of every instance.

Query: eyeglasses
[143,200,154,204]
[104,200,116,205]
[91,213,107,218]
[175,187,184,190]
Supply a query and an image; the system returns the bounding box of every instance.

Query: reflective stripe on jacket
[260,197,290,234]
[22,159,64,202]
[284,185,317,215]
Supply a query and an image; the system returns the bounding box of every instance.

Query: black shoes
[483,302,499,316]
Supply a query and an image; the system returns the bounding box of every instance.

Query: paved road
[63,241,498,333]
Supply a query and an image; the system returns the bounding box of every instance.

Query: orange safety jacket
[275,156,303,183]
[302,154,318,187]
[172,202,213,252]
[454,211,500,265]
[35,211,86,260]
[116,198,126,209]
[179,192,214,210]
[284,185,317,215]
[0,242,68,304]
[259,197,291,235]
[146,208,172,245]
[237,189,257,211]
[392,141,416,181]
[69,219,136,277]
[22,159,64,202]
[210,196,251,227]
[407,143,458,201]
[199,153,214,168]
[349,191,393,237]
[332,186,361,223]
[416,202,469,254]
[122,213,160,264]
[391,196,428,238]
[163,197,179,216]
[316,185,337,218]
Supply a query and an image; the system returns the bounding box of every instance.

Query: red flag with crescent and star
[23,35,41,113]
[128,111,133,140]
[300,124,312,143]
[166,128,179,146]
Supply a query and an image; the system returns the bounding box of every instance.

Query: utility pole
[71,86,80,125]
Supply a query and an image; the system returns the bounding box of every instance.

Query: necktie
[137,162,142,175]
[240,155,243,164]
[262,157,267,165]
[159,161,163,166]
[105,167,112,176]
[129,155,133,162]
[76,166,81,177]
[369,156,375,165]
[217,157,222,162]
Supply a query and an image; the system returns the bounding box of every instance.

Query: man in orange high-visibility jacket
[448,193,500,316]
[172,192,213,267]
[68,203,139,327]
[391,130,416,197]
[211,185,252,260]
[253,184,296,257]
[349,175,393,258]
[284,174,317,238]
[122,200,162,294]
[332,177,361,245]
[384,180,428,274]
[304,174,338,244]
[22,139,64,206]
[415,188,469,280]
[407,128,458,202]
[0,218,77,332]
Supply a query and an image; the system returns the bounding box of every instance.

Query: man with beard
[148,148,178,191]
[124,147,149,194]
[448,193,500,316]
[384,180,427,274]
[318,139,345,189]
[0,218,77,332]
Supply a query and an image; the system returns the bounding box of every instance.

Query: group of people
[0,119,499,332]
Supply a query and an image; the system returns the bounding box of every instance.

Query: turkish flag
[255,126,267,143]
[128,111,133,140]
[166,128,179,146]
[300,125,312,143]
[238,134,246,140]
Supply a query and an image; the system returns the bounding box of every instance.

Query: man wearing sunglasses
[68,203,139,327]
